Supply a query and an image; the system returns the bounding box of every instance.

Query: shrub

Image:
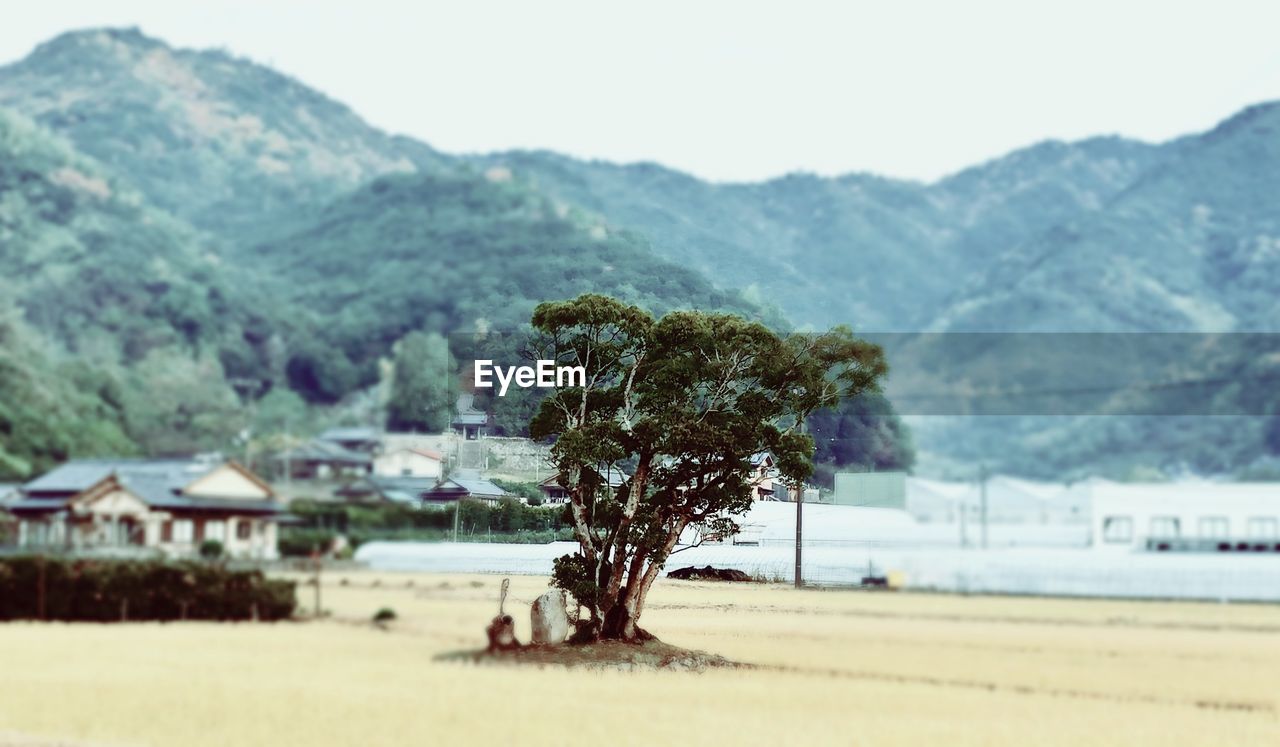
[199,539,224,560]
[372,607,397,623]
[277,528,336,557]
[0,556,296,622]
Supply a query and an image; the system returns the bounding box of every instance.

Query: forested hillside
[5,26,1280,480]
[253,169,777,403]
[0,28,443,244]
[478,138,1163,330]
[0,30,822,480]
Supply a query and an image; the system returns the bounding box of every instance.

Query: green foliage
[276,528,338,558]
[491,479,544,506]
[479,138,1161,331]
[372,607,397,623]
[119,350,245,456]
[0,556,296,621]
[807,392,915,486]
[386,331,453,432]
[253,171,773,402]
[0,307,135,479]
[532,295,887,639]
[0,27,444,245]
[199,540,224,560]
[23,26,1266,480]
[279,498,570,553]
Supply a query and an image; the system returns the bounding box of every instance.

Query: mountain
[0,108,274,362]
[0,29,789,478]
[253,168,776,402]
[5,26,1280,480]
[0,27,443,244]
[477,137,1162,330]
[0,107,277,473]
[932,102,1280,332]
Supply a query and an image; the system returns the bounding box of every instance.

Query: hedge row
[0,557,296,622]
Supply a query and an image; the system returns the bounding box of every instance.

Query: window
[173,520,194,543]
[1246,517,1278,540]
[26,521,49,547]
[205,520,225,542]
[161,521,173,542]
[1149,516,1180,538]
[1198,516,1229,539]
[237,520,252,540]
[1102,516,1132,543]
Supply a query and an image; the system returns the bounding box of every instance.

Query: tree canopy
[529,294,887,640]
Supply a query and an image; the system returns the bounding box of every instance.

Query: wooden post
[36,555,47,621]
[311,545,322,618]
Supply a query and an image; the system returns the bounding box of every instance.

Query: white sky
[2,0,1278,183]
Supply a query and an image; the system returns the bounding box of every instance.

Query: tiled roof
[319,426,380,443]
[281,440,372,464]
[23,459,216,496]
[17,458,281,515]
[425,472,508,499]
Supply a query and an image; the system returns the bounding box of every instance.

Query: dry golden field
[1,571,1278,746]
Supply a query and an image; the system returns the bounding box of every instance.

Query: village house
[421,472,510,506]
[372,447,444,479]
[317,426,382,453]
[8,458,283,559]
[277,439,372,480]
[747,452,782,501]
[538,466,629,504]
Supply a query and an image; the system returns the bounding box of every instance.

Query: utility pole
[979,462,989,550]
[283,416,292,492]
[452,500,460,543]
[794,481,804,588]
[794,419,806,589]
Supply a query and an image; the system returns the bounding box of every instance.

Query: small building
[747,452,782,501]
[538,466,629,505]
[277,439,372,480]
[373,447,444,479]
[330,475,437,505]
[421,473,510,506]
[833,471,907,509]
[317,426,381,453]
[450,394,491,440]
[1090,481,1280,552]
[9,458,283,558]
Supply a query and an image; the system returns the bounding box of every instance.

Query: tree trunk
[591,517,688,642]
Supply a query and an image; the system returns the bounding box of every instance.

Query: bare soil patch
[436,639,748,672]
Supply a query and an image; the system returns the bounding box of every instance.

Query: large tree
[529,295,887,641]
[386,331,454,432]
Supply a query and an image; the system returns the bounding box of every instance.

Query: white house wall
[184,465,271,499]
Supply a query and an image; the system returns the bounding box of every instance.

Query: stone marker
[485,578,521,652]
[530,588,569,644]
